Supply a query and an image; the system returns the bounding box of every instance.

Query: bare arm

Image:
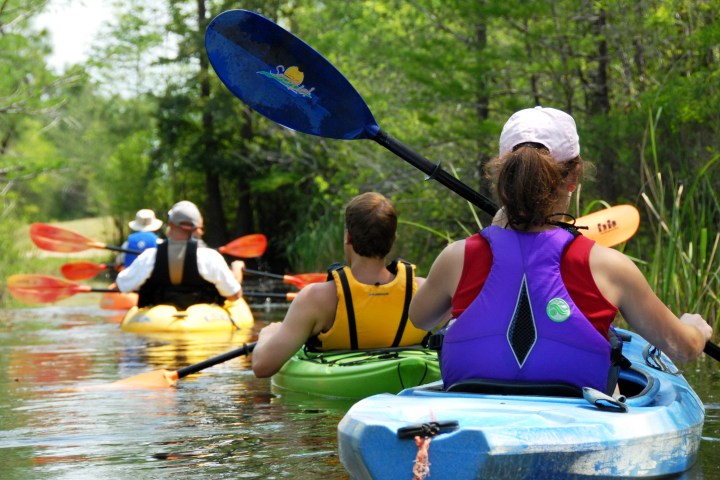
[251,282,337,377]
[409,240,465,330]
[590,245,712,363]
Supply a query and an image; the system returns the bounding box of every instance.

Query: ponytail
[485,146,581,229]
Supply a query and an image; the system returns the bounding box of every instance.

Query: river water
[0,301,718,479]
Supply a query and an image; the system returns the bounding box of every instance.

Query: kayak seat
[446,379,583,398]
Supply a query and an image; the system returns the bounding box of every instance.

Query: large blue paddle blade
[206,10,499,216]
[206,10,379,140]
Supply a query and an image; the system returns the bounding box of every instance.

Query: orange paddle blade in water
[576,205,640,247]
[218,234,268,258]
[86,342,257,389]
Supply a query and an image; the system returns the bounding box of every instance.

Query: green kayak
[272,347,440,399]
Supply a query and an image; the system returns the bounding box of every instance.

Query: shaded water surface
[0,303,718,479]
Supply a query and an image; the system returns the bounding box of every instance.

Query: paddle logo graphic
[546,298,571,322]
[258,65,315,97]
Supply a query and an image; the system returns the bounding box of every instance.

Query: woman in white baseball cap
[409,106,711,397]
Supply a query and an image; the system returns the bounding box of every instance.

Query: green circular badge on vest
[546,298,571,322]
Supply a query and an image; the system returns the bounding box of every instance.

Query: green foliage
[629,111,720,331]
[3,0,720,330]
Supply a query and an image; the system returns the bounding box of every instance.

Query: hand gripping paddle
[205,9,498,216]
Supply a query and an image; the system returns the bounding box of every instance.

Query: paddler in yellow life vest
[252,192,429,378]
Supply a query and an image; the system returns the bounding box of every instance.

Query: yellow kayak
[120,298,254,333]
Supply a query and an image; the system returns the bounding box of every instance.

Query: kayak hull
[272,347,441,399]
[338,329,704,479]
[120,298,254,333]
[100,291,138,311]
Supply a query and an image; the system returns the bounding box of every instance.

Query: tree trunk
[197,0,228,246]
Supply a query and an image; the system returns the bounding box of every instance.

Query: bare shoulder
[297,280,337,304]
[290,281,337,331]
[589,243,641,279]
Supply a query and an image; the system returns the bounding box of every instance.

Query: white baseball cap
[128,209,163,232]
[168,201,202,230]
[499,106,580,162]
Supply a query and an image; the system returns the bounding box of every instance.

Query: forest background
[1,0,719,333]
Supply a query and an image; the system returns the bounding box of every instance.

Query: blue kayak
[338,329,704,479]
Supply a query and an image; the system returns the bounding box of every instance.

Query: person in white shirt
[117,200,243,309]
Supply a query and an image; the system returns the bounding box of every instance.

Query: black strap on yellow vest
[334,267,359,349]
[390,260,413,347]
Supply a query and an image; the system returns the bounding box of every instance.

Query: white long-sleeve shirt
[116,246,240,297]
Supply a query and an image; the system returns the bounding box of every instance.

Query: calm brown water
[0,302,718,479]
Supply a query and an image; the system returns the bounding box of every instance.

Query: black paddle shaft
[177,342,257,379]
[705,341,720,362]
[104,245,143,255]
[373,130,499,216]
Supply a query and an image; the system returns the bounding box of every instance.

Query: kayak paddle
[205,9,498,216]
[8,274,295,304]
[206,11,642,248]
[59,234,268,281]
[218,233,268,258]
[92,342,257,389]
[7,274,117,304]
[574,204,640,247]
[243,268,326,289]
[30,223,141,255]
[61,261,115,280]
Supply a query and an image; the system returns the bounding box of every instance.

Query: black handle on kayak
[397,420,459,439]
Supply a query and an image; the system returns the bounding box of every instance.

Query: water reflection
[0,301,717,480]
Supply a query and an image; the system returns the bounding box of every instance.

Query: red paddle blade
[29,223,97,253]
[284,273,327,289]
[61,261,109,280]
[577,205,640,247]
[218,234,268,258]
[7,274,90,303]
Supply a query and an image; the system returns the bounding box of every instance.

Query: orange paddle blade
[7,274,91,303]
[292,273,327,285]
[284,273,327,289]
[61,261,110,280]
[99,291,138,310]
[577,205,640,247]
[90,342,256,389]
[108,369,180,388]
[218,234,268,257]
[29,223,97,253]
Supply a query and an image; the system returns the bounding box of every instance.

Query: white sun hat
[499,106,580,162]
[128,209,163,232]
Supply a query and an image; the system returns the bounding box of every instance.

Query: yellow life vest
[310,259,428,351]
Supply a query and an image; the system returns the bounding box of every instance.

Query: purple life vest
[441,226,613,393]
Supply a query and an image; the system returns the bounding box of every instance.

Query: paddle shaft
[374,130,499,216]
[243,268,286,281]
[101,245,141,254]
[177,342,256,378]
[705,341,720,362]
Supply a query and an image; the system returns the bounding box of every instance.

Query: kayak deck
[120,298,254,333]
[272,347,441,399]
[338,329,705,479]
